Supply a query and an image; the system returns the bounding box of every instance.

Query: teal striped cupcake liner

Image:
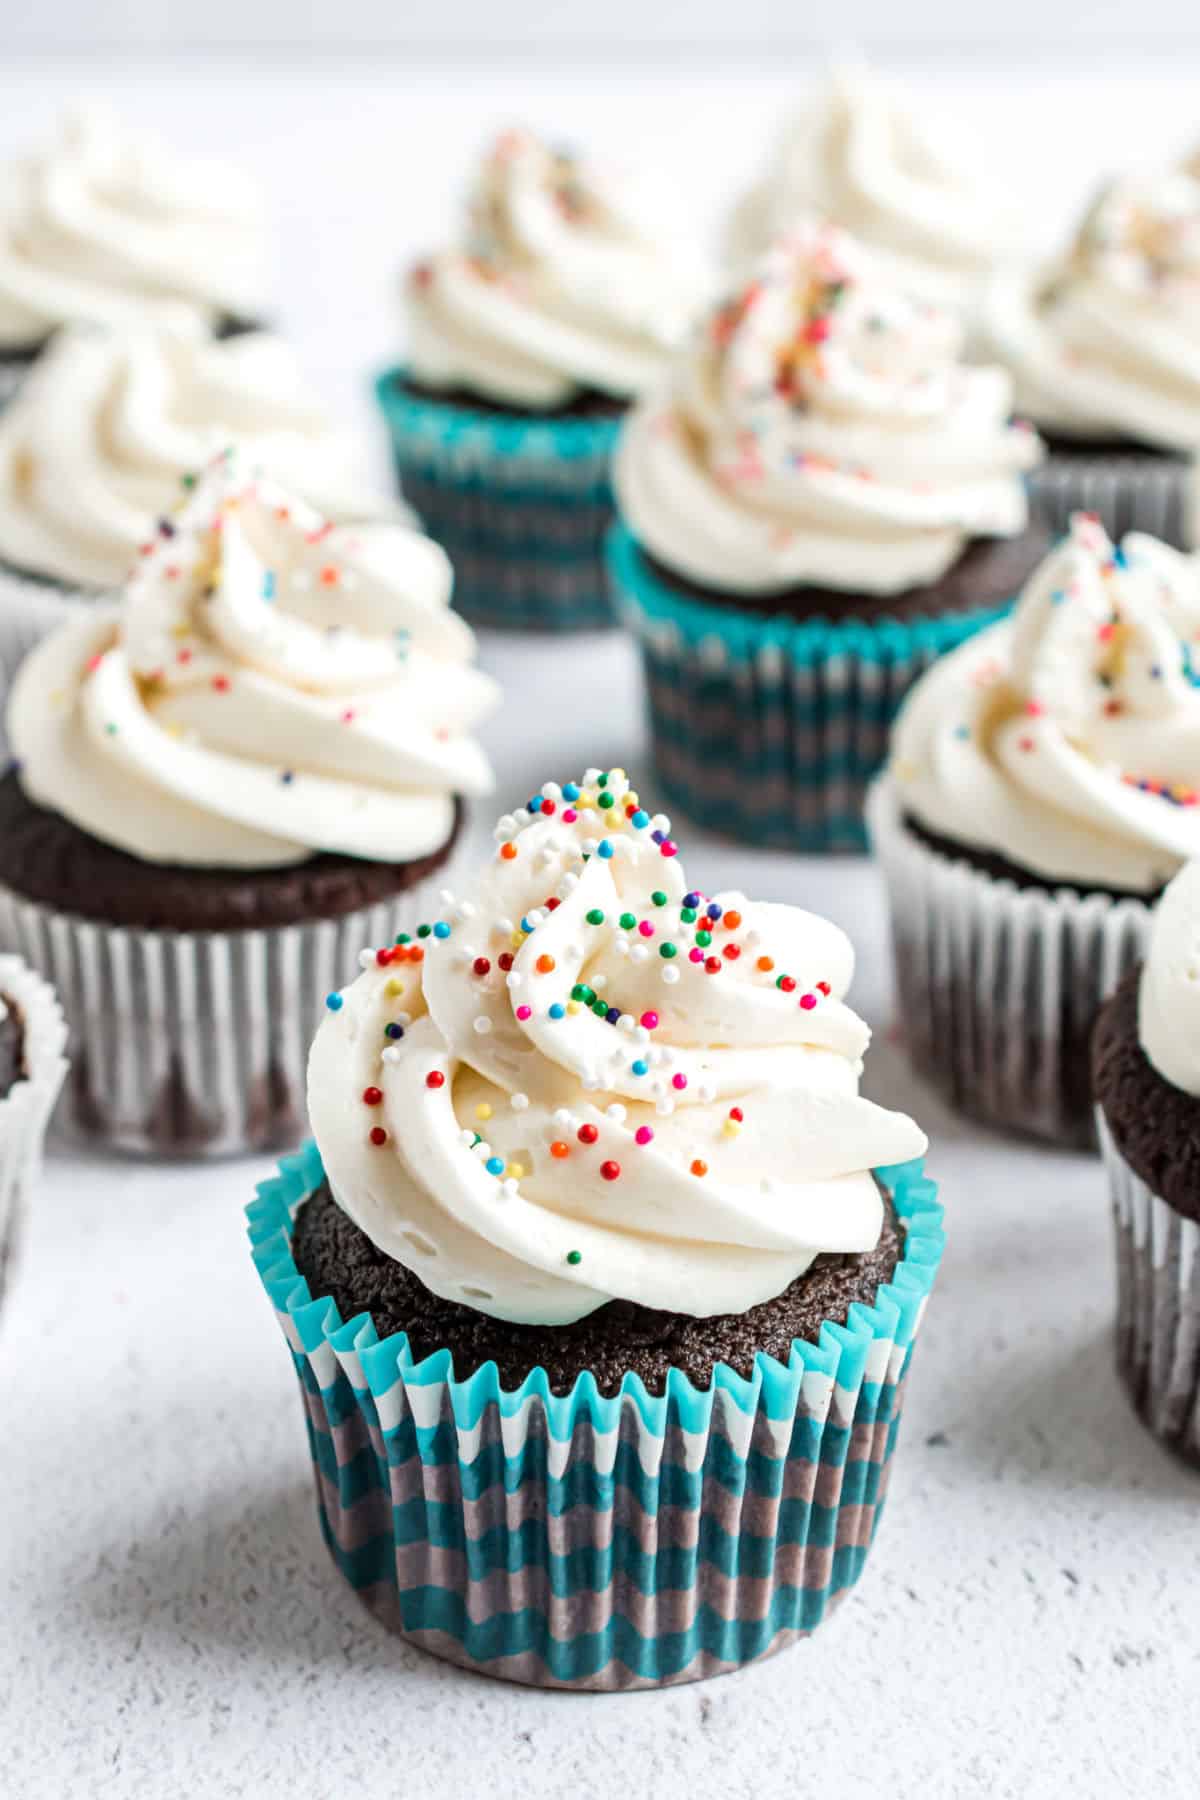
[247,1142,944,1691]
[608,522,1013,853]
[375,367,621,632]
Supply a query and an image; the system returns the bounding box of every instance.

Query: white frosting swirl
[982,165,1200,449]
[890,513,1200,892]
[615,222,1040,597]
[308,768,926,1326]
[9,450,498,869]
[0,325,399,590]
[0,107,266,348]
[406,127,700,409]
[726,65,1022,314]
[1139,859,1200,1095]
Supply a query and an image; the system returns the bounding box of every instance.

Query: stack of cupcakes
[377,127,703,631]
[248,768,944,1687]
[609,220,1045,850]
[0,447,498,1155]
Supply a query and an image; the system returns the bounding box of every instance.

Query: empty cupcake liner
[1097,1111,1200,1468]
[375,369,620,632]
[609,523,1011,853]
[1029,452,1190,549]
[247,1141,944,1691]
[868,778,1152,1148]
[0,955,68,1298]
[0,867,454,1159]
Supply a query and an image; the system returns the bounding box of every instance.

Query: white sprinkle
[496,917,514,937]
[661,965,681,985]
[473,1016,492,1036]
[651,814,670,834]
[630,944,650,964]
[474,1140,492,1160]
[358,948,376,969]
[525,909,544,930]
[501,1178,518,1198]
[495,816,516,839]
[396,1013,412,1028]
[290,569,312,592]
[511,1092,529,1112]
[438,888,455,908]
[507,972,523,990]
[592,973,607,992]
[459,1129,476,1147]
[656,1097,675,1117]
[457,900,477,920]
[634,1026,650,1044]
[553,1108,572,1128]
[606,1103,627,1123]
[614,937,630,957]
[543,782,562,800]
[381,1046,402,1065]
[698,1082,716,1103]
[584,767,601,784]
[618,1014,636,1034]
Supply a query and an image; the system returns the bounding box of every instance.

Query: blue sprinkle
[520,916,533,934]
[651,830,665,845]
[706,903,721,921]
[1111,545,1128,568]
[262,570,276,601]
[605,1006,621,1025]
[684,891,701,908]
[528,795,543,813]
[548,1003,565,1020]
[563,782,580,801]
[597,841,614,860]
[325,992,343,1011]
[631,810,650,829]
[433,921,451,939]
[631,1059,648,1077]
[385,1023,404,1040]
[280,769,295,784]
[486,1156,505,1177]
[1050,589,1066,606]
[954,725,970,741]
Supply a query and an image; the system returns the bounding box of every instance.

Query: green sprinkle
[619,911,636,931]
[659,943,677,960]
[651,890,667,907]
[597,772,609,788]
[681,907,697,924]
[395,932,411,945]
[566,1249,583,1266]
[586,908,605,926]
[696,930,712,947]
[597,792,614,809]
[104,722,118,735]
[181,472,196,490]
[417,924,432,939]
[592,999,608,1017]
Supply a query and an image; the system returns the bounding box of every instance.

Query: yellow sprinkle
[575,793,594,809]
[611,768,626,784]
[385,979,405,997]
[475,1103,493,1121]
[567,1000,582,1015]
[506,1163,525,1180]
[510,931,524,950]
[626,791,638,809]
[605,812,622,829]
[170,623,191,639]
[165,722,183,738]
[723,1121,743,1139]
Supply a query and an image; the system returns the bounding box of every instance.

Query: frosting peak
[891,512,1200,892]
[406,127,701,409]
[982,163,1200,449]
[727,65,1022,312]
[9,449,498,869]
[0,325,399,589]
[1139,859,1200,1096]
[308,768,926,1326]
[616,221,1040,596]
[0,106,266,347]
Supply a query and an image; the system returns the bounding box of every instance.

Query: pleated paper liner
[1029,451,1191,549]
[608,523,1013,854]
[1097,1111,1200,1469]
[0,955,68,1298]
[0,869,453,1159]
[376,369,620,632]
[869,778,1152,1149]
[248,1142,944,1691]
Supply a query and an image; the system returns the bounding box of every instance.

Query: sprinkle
[660,840,678,858]
[586,909,606,926]
[651,891,668,907]
[672,1074,688,1091]
[600,1160,621,1181]
[475,1103,493,1120]
[619,912,637,930]
[369,1126,388,1147]
[486,1156,505,1176]
[729,1107,744,1123]
[473,956,491,977]
[425,1071,445,1089]
[659,943,678,960]
[535,954,556,974]
[777,976,796,993]
[631,1059,649,1076]
[498,953,514,972]
[433,922,451,940]
[637,921,655,938]
[705,957,722,975]
[577,1123,599,1145]
[549,1003,566,1020]
[550,1141,570,1159]
[635,1126,654,1146]
[690,1159,708,1177]
[362,1086,383,1106]
[757,956,775,973]
[566,1250,583,1266]
[800,993,818,1010]
[384,1024,404,1040]
[640,1011,659,1030]
[516,1004,532,1021]
[212,674,230,693]
[385,978,405,998]
[500,843,518,861]
[597,841,615,860]
[325,992,343,1011]
[723,944,741,961]
[562,783,580,801]
[631,811,650,829]
[722,910,742,930]
[506,1163,525,1180]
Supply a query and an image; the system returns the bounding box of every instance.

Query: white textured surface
[2,55,1200,1800]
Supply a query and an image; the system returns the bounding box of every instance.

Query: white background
[1,41,1200,1800]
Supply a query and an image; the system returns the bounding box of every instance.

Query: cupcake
[0,106,267,405]
[248,767,944,1688]
[725,63,1022,326]
[610,221,1046,851]
[0,323,399,743]
[377,127,701,632]
[1094,860,1200,1466]
[869,511,1200,1148]
[982,159,1200,545]
[0,448,498,1156]
[0,955,67,1300]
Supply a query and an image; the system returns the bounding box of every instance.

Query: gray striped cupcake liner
[0,956,68,1299]
[1028,452,1192,549]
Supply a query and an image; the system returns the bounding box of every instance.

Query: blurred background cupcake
[1093,858,1200,1467]
[0,322,403,744]
[0,105,268,408]
[0,447,498,1156]
[376,126,704,632]
[870,511,1200,1148]
[982,152,1200,546]
[249,767,943,1687]
[725,60,1023,334]
[0,953,66,1303]
[610,220,1045,851]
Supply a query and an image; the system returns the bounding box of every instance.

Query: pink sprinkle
[515,1005,531,1021]
[660,841,678,858]
[637,921,654,938]
[689,948,704,963]
[635,1126,654,1146]
[640,1011,659,1030]
[562,808,577,823]
[799,993,818,1011]
[341,708,356,725]
[672,1073,687,1091]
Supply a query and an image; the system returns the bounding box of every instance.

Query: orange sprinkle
[319,565,340,587]
[757,956,774,973]
[500,843,518,861]
[535,954,556,974]
[690,1159,708,1178]
[723,909,742,930]
[550,1141,570,1160]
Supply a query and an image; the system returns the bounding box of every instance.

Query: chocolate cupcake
[0,448,498,1156]
[0,105,268,401]
[0,324,402,749]
[1094,860,1200,1467]
[609,221,1046,851]
[0,955,67,1301]
[869,511,1200,1148]
[248,767,944,1688]
[981,158,1200,546]
[377,127,704,631]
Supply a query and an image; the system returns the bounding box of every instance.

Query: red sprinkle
[723,944,741,961]
[212,674,230,693]
[369,1126,388,1147]
[473,957,491,977]
[600,1160,621,1182]
[729,1107,744,1123]
[577,1123,599,1145]
[779,976,797,993]
[816,981,831,995]
[498,953,514,972]
[705,957,722,975]
[425,1071,445,1089]
[362,1086,383,1106]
